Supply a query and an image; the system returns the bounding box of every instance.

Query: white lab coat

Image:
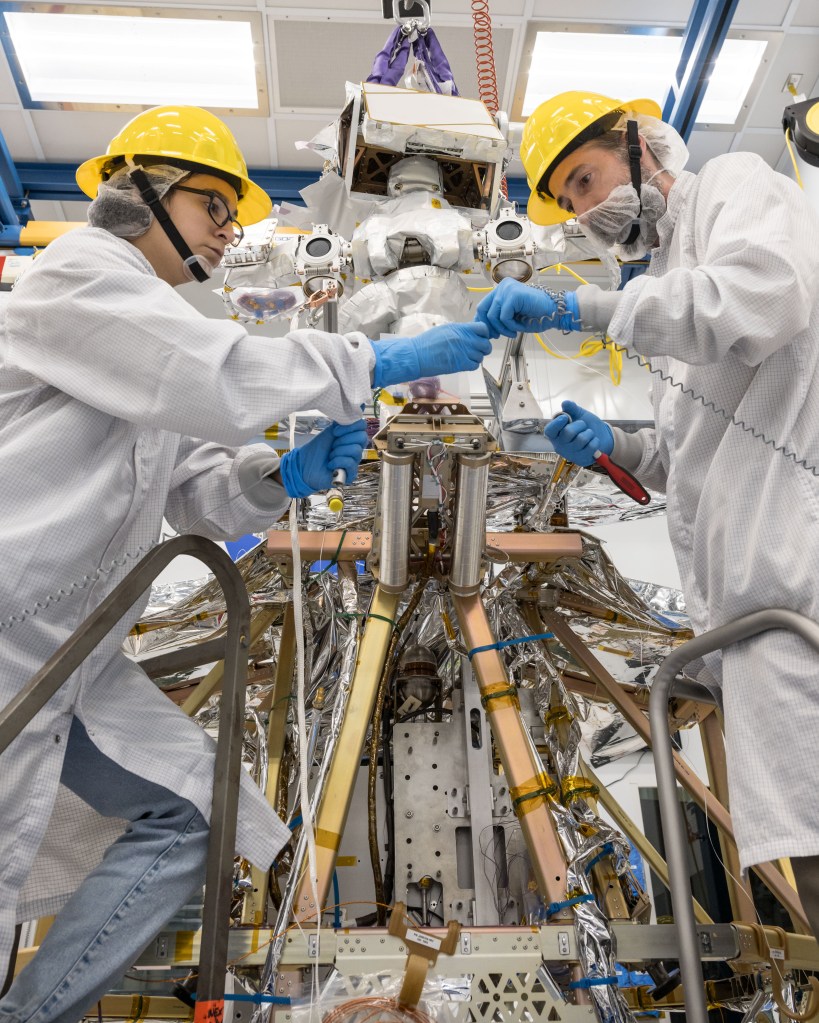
[0,228,374,966]
[609,153,819,869]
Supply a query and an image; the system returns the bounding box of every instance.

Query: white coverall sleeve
[5,239,374,445]
[608,153,819,367]
[611,426,668,494]
[165,439,289,539]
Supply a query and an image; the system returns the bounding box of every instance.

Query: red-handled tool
[593,450,651,506]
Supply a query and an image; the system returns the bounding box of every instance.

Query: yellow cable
[534,332,623,386]
[784,128,804,190]
[535,263,624,384]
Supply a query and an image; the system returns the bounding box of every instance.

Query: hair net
[612,111,689,177]
[86,163,187,238]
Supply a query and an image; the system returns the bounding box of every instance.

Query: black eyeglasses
[174,185,244,246]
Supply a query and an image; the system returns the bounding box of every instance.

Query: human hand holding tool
[279,420,368,499]
[476,278,582,337]
[370,322,494,388]
[545,400,650,506]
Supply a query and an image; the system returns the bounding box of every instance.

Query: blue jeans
[0,717,209,1023]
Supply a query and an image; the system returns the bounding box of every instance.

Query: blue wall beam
[662,0,740,141]
[16,161,530,211]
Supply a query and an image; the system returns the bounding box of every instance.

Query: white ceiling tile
[0,111,39,161]
[27,199,90,224]
[218,114,273,166]
[271,18,513,110]
[0,49,21,105]
[685,129,735,170]
[59,200,93,221]
[734,0,791,27]
[530,0,689,24]
[745,34,819,129]
[793,0,819,28]
[29,110,136,162]
[27,108,271,167]
[735,130,786,168]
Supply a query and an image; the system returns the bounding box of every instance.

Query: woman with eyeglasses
[0,105,496,1021]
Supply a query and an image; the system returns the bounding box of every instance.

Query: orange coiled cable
[471,0,507,198]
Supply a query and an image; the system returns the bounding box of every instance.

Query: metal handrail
[0,535,251,1019]
[649,608,819,1023]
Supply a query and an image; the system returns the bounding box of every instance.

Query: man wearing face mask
[477,91,819,934]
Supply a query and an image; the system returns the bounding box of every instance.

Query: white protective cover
[608,152,819,869]
[0,227,374,961]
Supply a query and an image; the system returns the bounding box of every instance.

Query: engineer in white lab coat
[0,105,495,1020]
[477,91,819,933]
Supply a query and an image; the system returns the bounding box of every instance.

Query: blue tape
[568,976,618,991]
[584,842,616,875]
[467,632,554,660]
[332,869,341,928]
[545,893,595,918]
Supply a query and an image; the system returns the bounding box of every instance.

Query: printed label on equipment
[769,948,785,960]
[406,928,442,951]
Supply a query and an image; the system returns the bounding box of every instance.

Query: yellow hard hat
[521,91,662,226]
[76,105,272,225]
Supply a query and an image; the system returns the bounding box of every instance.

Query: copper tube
[267,530,583,562]
[292,587,401,923]
[585,761,713,925]
[699,713,757,925]
[521,602,630,922]
[542,610,810,931]
[452,592,570,913]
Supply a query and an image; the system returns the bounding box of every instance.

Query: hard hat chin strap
[622,119,643,247]
[127,164,210,284]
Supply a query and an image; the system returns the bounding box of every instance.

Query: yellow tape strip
[264,424,279,439]
[479,681,520,712]
[510,772,557,817]
[545,704,571,726]
[129,995,146,1023]
[561,775,600,804]
[315,828,342,852]
[175,930,195,963]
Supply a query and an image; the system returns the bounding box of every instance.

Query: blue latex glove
[371,322,494,389]
[544,400,613,467]
[476,278,581,337]
[279,420,368,498]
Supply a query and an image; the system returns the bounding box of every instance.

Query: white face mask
[577,172,668,260]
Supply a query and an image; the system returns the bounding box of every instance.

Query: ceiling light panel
[516,25,772,129]
[2,9,266,113]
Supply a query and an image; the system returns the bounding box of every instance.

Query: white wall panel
[685,129,735,170]
[746,33,819,128]
[793,0,819,28]
[0,111,39,161]
[734,0,792,27]
[530,0,689,25]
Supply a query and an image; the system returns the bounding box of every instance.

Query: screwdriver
[592,450,650,506]
[551,413,650,506]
